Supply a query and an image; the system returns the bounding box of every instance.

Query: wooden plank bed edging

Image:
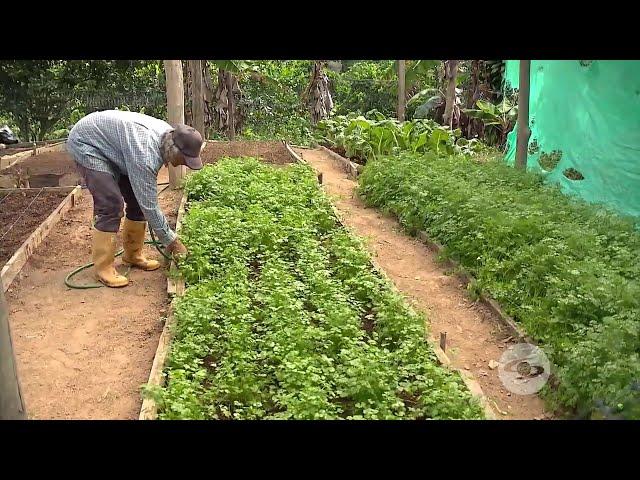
[140,189,187,420]
[0,186,80,193]
[318,145,362,180]
[414,230,531,344]
[139,300,178,420]
[1,185,82,292]
[166,192,188,298]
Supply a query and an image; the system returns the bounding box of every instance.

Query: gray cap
[172,124,204,170]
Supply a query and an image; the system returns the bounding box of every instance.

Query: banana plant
[463,97,518,147]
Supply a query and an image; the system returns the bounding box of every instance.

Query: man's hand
[166,238,188,258]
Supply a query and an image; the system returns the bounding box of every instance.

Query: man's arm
[126,160,177,247]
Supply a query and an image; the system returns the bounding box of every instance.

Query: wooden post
[164,60,187,189]
[443,60,459,129]
[0,284,27,419]
[189,60,205,138]
[515,60,531,170]
[397,60,406,121]
[226,72,236,141]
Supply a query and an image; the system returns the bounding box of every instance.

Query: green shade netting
[504,60,640,219]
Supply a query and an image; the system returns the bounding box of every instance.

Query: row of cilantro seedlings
[357,152,640,419]
[143,157,486,420]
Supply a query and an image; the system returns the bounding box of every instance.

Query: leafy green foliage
[463,97,517,147]
[315,112,489,163]
[150,158,484,420]
[234,61,314,145]
[0,60,165,141]
[329,61,397,117]
[358,152,640,418]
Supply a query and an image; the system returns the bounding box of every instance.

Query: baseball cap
[172,124,204,170]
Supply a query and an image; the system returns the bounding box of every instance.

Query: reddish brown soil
[4,150,77,176]
[296,147,551,420]
[5,166,182,419]
[0,190,70,266]
[201,141,294,165]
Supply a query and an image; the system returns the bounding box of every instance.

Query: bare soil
[0,189,70,266]
[2,150,80,187]
[3,150,77,175]
[202,140,294,165]
[296,147,551,420]
[5,166,181,419]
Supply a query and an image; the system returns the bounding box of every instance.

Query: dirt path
[5,167,181,419]
[296,147,550,420]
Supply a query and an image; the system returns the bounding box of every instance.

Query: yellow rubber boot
[121,218,160,271]
[93,229,129,288]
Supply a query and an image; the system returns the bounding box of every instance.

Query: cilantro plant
[148,158,484,420]
[358,152,640,419]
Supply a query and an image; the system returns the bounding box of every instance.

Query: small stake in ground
[317,172,323,184]
[440,331,447,352]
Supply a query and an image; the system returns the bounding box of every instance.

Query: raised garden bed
[202,140,294,165]
[0,147,32,158]
[140,143,494,420]
[0,146,79,188]
[0,141,66,171]
[358,151,640,419]
[1,186,82,291]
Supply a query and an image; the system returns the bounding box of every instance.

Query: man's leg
[117,175,160,271]
[75,163,128,287]
[78,164,125,232]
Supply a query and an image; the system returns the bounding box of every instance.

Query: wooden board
[1,186,82,292]
[318,145,362,180]
[138,300,178,420]
[166,193,187,298]
[140,190,187,420]
[0,186,79,193]
[414,230,532,344]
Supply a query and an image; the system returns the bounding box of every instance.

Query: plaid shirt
[66,110,177,246]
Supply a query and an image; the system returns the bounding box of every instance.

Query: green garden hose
[64,235,172,289]
[64,248,131,289]
[65,181,177,289]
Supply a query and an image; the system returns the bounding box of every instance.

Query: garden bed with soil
[142,151,492,420]
[0,147,32,157]
[202,140,294,165]
[0,189,71,266]
[1,150,80,187]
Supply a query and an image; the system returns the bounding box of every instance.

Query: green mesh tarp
[504,60,640,219]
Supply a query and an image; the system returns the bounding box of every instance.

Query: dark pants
[75,163,145,232]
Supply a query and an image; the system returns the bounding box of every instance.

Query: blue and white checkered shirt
[66,110,177,246]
